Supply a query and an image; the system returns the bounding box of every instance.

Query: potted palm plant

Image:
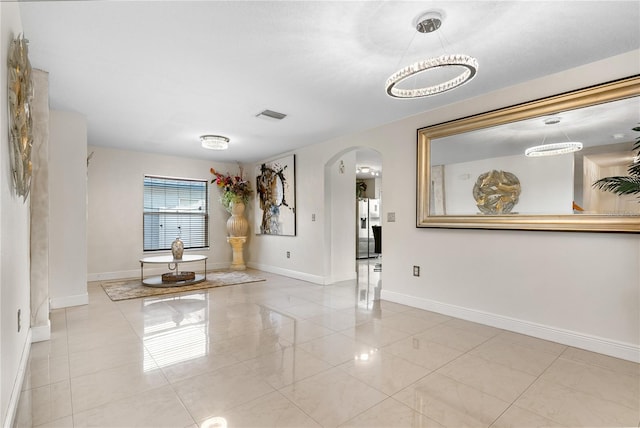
[592,126,640,198]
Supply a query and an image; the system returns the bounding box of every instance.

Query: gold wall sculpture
[472,170,521,214]
[7,35,34,202]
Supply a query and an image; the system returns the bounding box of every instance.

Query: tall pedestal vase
[226,200,248,270]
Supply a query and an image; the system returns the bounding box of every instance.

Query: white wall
[49,111,88,309]
[249,151,327,283]
[0,4,32,426]
[87,146,241,280]
[330,152,356,282]
[444,153,574,214]
[247,50,640,361]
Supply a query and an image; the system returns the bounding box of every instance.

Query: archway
[323,147,382,285]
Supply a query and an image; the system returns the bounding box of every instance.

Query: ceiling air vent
[256,109,287,121]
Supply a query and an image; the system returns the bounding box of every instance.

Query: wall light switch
[387,212,396,222]
[413,266,420,277]
[311,213,316,221]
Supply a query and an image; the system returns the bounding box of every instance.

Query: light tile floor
[13,261,640,427]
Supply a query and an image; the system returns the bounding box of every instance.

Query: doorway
[357,198,381,259]
[323,147,382,287]
[356,149,382,261]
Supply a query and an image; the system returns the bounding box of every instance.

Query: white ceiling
[18,1,640,167]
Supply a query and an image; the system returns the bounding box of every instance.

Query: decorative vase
[226,200,249,237]
[171,237,184,259]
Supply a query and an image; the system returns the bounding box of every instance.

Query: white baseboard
[381,290,640,363]
[329,271,358,284]
[87,262,231,282]
[3,329,31,428]
[50,293,88,309]
[31,320,51,342]
[247,262,327,285]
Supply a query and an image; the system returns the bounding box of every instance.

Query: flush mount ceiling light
[524,117,583,157]
[200,135,229,150]
[385,11,478,99]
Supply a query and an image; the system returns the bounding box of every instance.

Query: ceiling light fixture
[525,117,583,157]
[200,135,229,150]
[359,166,370,173]
[385,11,478,99]
[525,142,583,157]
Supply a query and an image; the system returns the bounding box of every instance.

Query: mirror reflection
[417,76,640,232]
[429,95,639,217]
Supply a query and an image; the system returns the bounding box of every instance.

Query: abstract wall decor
[7,35,34,202]
[255,154,296,235]
[472,170,521,214]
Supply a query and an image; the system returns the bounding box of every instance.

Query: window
[143,176,208,251]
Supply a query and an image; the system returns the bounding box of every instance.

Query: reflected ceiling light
[525,142,583,157]
[357,166,382,177]
[200,135,229,150]
[200,417,228,428]
[525,117,583,157]
[385,11,478,99]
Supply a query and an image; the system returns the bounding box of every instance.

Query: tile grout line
[546,349,640,413]
[61,307,77,428]
[487,345,568,427]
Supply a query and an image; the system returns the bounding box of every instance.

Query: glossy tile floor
[14,260,640,427]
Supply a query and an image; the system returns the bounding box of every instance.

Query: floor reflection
[356,257,381,311]
[14,262,637,428]
[142,293,209,370]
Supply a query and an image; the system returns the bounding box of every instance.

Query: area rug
[101,270,265,301]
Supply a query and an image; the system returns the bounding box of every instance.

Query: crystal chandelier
[385,12,478,99]
[525,141,583,157]
[525,117,583,157]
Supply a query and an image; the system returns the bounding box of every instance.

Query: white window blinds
[143,176,209,251]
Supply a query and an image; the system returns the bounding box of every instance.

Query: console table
[139,254,207,287]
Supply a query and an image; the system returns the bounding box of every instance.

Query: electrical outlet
[286,251,290,259]
[17,309,21,332]
[413,266,420,277]
[387,212,396,222]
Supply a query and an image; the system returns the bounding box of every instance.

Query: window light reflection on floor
[142,294,209,372]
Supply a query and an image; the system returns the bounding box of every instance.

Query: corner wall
[30,69,50,341]
[49,111,88,308]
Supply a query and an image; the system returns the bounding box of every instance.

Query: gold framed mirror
[417,76,640,232]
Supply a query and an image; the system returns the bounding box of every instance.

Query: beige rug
[101,270,265,301]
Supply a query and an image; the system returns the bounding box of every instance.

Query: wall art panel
[255,154,296,235]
